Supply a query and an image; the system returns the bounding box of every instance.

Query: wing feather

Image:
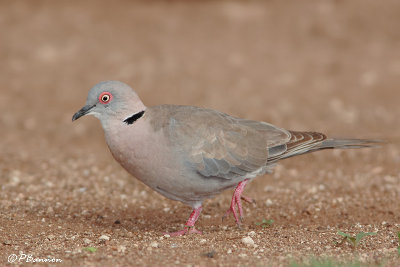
[148,105,291,179]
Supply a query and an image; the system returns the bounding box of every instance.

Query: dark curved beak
[72,104,95,121]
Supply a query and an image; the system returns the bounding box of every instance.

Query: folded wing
[152,105,291,179]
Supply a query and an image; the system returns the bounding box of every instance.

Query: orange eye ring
[99,92,112,104]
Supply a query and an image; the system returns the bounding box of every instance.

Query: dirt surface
[1,1,400,266]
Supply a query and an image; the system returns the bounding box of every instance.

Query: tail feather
[268,130,382,163]
[314,138,382,150]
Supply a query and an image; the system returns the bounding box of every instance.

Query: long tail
[315,138,382,150]
[268,131,382,162]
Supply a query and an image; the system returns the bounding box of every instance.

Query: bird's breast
[103,119,184,190]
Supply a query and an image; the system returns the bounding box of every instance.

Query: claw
[241,195,256,204]
[166,206,203,236]
[166,226,202,237]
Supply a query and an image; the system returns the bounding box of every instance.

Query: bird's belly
[104,122,245,205]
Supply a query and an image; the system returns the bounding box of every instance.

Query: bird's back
[145,105,292,180]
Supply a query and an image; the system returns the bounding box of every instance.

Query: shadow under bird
[72,80,379,236]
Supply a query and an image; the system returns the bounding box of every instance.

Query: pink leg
[166,206,203,237]
[222,179,251,225]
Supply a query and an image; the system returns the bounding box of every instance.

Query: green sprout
[83,247,97,253]
[256,219,274,228]
[397,232,400,256]
[289,257,366,267]
[337,231,377,248]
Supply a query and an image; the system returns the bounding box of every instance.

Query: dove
[72,80,379,236]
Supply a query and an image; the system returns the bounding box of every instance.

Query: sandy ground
[1,0,400,266]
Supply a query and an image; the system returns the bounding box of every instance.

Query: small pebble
[248,231,256,237]
[118,245,126,253]
[199,239,207,244]
[203,250,216,258]
[83,238,91,245]
[99,235,110,241]
[79,187,87,192]
[150,241,159,248]
[241,236,255,247]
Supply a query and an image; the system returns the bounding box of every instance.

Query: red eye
[99,92,112,104]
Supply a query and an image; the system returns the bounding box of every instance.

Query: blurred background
[2,0,399,157]
[1,0,400,265]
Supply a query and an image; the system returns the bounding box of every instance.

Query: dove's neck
[99,101,147,132]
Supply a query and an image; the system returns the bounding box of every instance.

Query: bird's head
[72,81,146,125]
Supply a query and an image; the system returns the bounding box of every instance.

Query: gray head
[72,81,146,124]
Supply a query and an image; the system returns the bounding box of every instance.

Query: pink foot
[167,227,202,237]
[222,179,251,225]
[165,206,203,237]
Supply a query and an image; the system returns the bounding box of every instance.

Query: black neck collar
[123,110,145,125]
